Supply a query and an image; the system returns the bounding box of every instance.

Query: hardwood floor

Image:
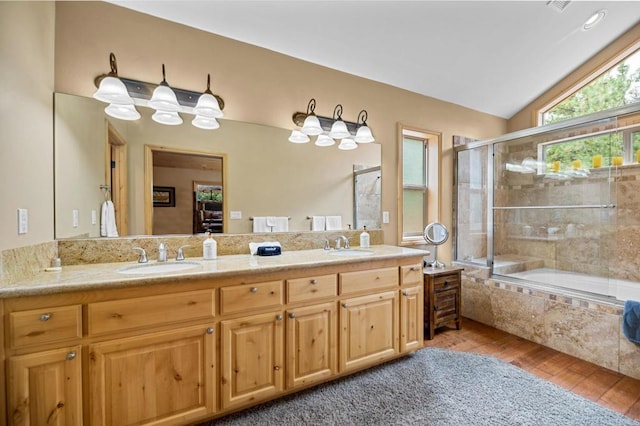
[424,318,640,422]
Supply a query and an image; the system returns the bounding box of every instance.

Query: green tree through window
[543,50,640,125]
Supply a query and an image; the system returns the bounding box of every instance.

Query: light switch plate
[91,210,97,225]
[230,211,242,220]
[17,209,28,234]
[382,211,390,224]
[72,209,79,228]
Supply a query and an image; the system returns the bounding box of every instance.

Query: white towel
[100,200,119,237]
[311,216,326,231]
[266,216,277,227]
[272,217,289,232]
[252,217,270,233]
[249,241,281,255]
[325,215,342,231]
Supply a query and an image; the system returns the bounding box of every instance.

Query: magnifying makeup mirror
[423,222,449,268]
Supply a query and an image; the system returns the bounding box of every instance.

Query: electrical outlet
[73,209,79,228]
[17,209,28,234]
[382,211,390,224]
[91,210,97,225]
[230,211,242,220]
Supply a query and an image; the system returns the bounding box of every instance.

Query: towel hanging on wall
[100,200,119,237]
[252,217,270,233]
[311,216,326,231]
[325,216,342,231]
[622,300,640,345]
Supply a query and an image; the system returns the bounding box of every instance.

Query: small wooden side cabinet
[424,266,463,340]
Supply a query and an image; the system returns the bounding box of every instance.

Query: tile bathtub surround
[57,230,384,266]
[459,263,640,380]
[0,241,58,284]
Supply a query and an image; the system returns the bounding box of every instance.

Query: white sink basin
[117,261,201,275]
[328,249,374,256]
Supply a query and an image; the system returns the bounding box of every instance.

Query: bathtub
[507,268,640,302]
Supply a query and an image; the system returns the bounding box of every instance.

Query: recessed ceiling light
[583,9,607,31]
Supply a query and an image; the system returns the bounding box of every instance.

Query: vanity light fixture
[290,99,375,148]
[93,53,225,129]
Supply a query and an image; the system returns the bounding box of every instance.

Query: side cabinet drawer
[220,280,284,315]
[287,274,337,303]
[339,267,399,295]
[9,305,82,348]
[88,290,215,336]
[433,274,460,292]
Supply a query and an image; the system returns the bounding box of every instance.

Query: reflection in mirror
[54,93,382,238]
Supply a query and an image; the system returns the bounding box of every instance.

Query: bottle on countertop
[203,232,217,260]
[359,226,370,248]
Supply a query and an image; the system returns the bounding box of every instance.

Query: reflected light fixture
[93,53,225,130]
[289,98,373,149]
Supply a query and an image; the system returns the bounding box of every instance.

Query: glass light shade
[288,130,310,143]
[152,110,183,125]
[338,138,358,150]
[104,103,140,121]
[193,93,223,118]
[328,120,350,139]
[192,115,220,130]
[301,115,323,136]
[93,76,133,105]
[149,84,181,112]
[354,125,375,143]
[315,134,335,147]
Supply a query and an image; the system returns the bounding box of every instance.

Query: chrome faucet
[133,247,148,263]
[335,236,350,250]
[323,238,331,251]
[176,245,190,261]
[158,242,167,262]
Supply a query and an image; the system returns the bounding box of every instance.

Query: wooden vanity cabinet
[2,253,425,425]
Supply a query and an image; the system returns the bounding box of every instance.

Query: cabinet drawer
[287,274,337,303]
[433,274,460,292]
[88,290,215,336]
[400,264,423,286]
[9,304,82,348]
[339,267,398,295]
[220,280,284,315]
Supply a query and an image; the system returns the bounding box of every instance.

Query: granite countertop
[0,245,426,298]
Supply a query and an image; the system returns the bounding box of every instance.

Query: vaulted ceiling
[108,1,640,118]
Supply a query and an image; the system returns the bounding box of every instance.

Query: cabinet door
[286,303,337,389]
[339,291,398,372]
[8,345,82,426]
[89,325,215,426]
[220,312,284,410]
[400,285,424,353]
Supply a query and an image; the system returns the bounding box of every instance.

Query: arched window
[540,47,640,125]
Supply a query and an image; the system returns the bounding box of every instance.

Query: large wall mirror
[54,93,381,239]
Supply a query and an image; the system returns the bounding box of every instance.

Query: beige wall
[0,2,55,251]
[54,1,507,261]
[509,22,640,132]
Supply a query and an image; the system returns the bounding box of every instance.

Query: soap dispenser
[203,232,217,260]
[359,226,370,248]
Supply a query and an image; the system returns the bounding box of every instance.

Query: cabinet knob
[402,291,409,296]
[410,266,419,271]
[310,279,317,285]
[444,281,449,287]
[276,314,283,321]
[288,312,296,319]
[66,352,76,361]
[433,305,439,312]
[250,287,258,293]
[342,303,348,308]
[206,327,215,335]
[39,313,51,322]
